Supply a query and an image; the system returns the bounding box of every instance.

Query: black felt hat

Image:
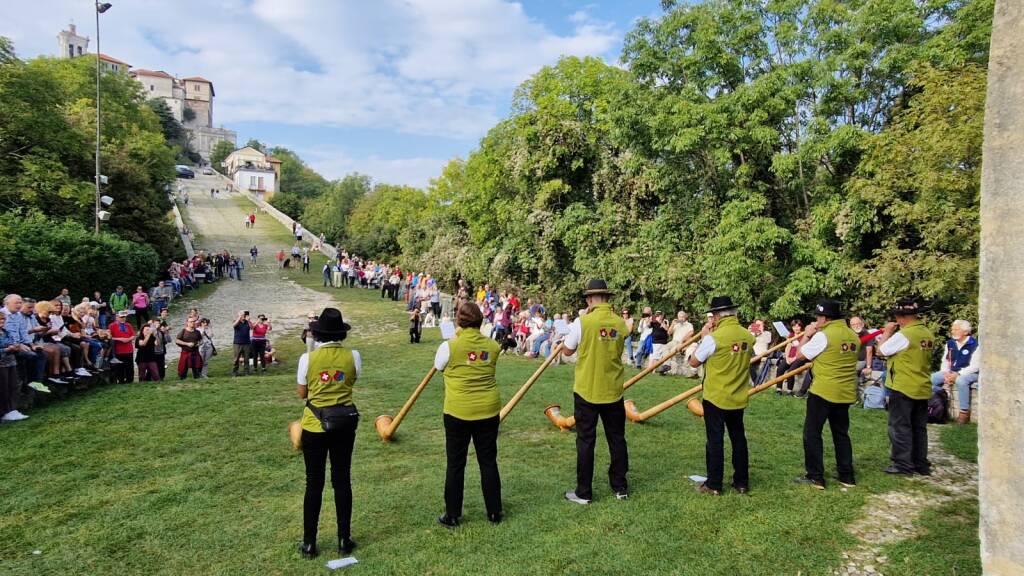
[891,297,927,317]
[811,299,843,319]
[582,279,615,297]
[706,296,736,313]
[309,307,351,335]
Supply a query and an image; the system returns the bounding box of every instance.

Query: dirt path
[833,428,978,576]
[167,174,334,348]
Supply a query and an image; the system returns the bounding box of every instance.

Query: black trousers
[778,357,811,392]
[887,389,930,473]
[0,365,19,414]
[114,352,135,383]
[302,417,358,543]
[574,393,628,499]
[251,340,268,370]
[410,327,421,343]
[703,400,748,491]
[443,414,501,517]
[155,353,166,380]
[803,393,855,484]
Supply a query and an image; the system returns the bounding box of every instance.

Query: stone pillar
[978,1,1024,573]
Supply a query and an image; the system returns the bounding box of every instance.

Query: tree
[210,139,234,169]
[269,147,330,198]
[245,138,264,152]
[345,184,428,259]
[301,173,371,245]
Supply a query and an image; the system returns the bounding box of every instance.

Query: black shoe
[339,537,357,554]
[731,483,750,495]
[487,512,503,524]
[914,468,932,476]
[793,476,825,490]
[696,482,721,496]
[836,478,857,488]
[437,514,459,528]
[883,465,913,475]
[297,541,318,559]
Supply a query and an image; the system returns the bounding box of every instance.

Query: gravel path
[166,174,334,348]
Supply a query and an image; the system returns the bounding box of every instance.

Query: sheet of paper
[554,319,569,335]
[326,557,358,570]
[688,475,707,483]
[772,321,790,338]
[440,320,456,340]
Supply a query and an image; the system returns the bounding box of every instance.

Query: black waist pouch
[306,401,359,432]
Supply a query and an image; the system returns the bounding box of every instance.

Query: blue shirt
[0,330,15,367]
[1,308,32,345]
[233,320,251,345]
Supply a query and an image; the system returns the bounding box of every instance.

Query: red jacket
[109,321,135,355]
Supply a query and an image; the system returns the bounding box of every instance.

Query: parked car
[175,165,195,179]
[202,167,214,175]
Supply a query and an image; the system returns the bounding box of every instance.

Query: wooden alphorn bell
[374,367,437,441]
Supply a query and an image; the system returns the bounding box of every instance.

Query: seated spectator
[930,319,979,424]
[0,311,29,421]
[32,301,71,386]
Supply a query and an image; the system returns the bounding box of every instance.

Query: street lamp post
[94,1,112,234]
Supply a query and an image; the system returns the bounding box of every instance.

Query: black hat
[583,279,615,297]
[891,297,926,317]
[309,307,351,335]
[706,295,736,313]
[811,299,843,319]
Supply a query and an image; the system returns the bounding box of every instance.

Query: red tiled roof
[133,69,173,79]
[182,76,211,83]
[98,53,130,66]
[265,156,282,163]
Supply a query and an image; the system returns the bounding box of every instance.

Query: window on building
[150,85,154,91]
[250,175,257,189]
[77,46,83,56]
[68,45,74,58]
[258,176,264,190]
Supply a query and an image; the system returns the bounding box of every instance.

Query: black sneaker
[437,514,459,528]
[793,476,825,490]
[487,512,503,524]
[836,478,857,488]
[883,465,913,475]
[297,541,318,559]
[339,537,357,554]
[913,468,932,476]
[730,483,750,495]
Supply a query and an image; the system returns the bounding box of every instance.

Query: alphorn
[374,367,437,441]
[686,363,814,417]
[543,333,701,430]
[750,332,803,365]
[499,343,564,423]
[623,382,704,422]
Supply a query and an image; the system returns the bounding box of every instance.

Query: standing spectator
[250,245,259,265]
[197,318,216,379]
[929,319,979,424]
[56,288,72,310]
[778,319,808,395]
[251,315,272,374]
[648,312,669,368]
[153,313,171,380]
[410,309,422,344]
[876,298,935,476]
[244,214,251,229]
[302,252,311,273]
[109,286,129,318]
[322,263,332,287]
[232,311,252,376]
[135,325,160,381]
[108,310,136,384]
[850,316,877,389]
[249,212,256,228]
[277,249,286,269]
[152,281,172,317]
[0,312,28,422]
[131,286,150,330]
[92,291,110,328]
[635,307,653,368]
[175,317,204,380]
[295,222,304,243]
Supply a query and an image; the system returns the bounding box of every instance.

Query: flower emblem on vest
[319,371,331,383]
[319,370,345,382]
[600,328,608,338]
[919,339,934,349]
[468,351,478,362]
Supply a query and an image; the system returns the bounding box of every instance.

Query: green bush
[0,212,159,299]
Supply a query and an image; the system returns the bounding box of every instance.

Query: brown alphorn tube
[500,343,564,423]
[622,332,701,391]
[543,404,575,431]
[374,366,437,441]
[686,363,815,417]
[624,381,705,422]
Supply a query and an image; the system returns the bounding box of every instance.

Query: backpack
[927,389,949,424]
[862,385,886,410]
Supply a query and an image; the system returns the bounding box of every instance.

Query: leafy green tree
[209,139,234,169]
[345,184,428,259]
[269,147,330,198]
[301,173,371,245]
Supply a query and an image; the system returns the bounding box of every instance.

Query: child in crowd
[410,309,422,344]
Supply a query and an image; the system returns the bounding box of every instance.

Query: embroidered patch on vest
[481,351,490,361]
[919,340,934,349]
[468,351,478,362]
[319,371,331,383]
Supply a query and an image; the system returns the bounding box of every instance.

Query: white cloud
[299,147,452,189]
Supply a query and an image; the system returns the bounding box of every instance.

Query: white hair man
[929,319,979,424]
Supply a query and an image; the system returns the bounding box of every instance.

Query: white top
[563,318,583,351]
[799,332,828,360]
[877,332,910,357]
[693,335,717,363]
[672,321,694,343]
[296,344,362,386]
[434,341,450,371]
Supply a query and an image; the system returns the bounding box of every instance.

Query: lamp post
[94,1,112,234]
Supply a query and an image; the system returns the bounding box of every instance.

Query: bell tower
[57,22,90,59]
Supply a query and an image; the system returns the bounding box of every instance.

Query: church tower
[57,23,90,59]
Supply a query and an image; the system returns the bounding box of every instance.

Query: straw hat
[288,420,303,451]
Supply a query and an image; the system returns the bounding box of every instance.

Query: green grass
[940,424,978,464]
[883,498,981,575]
[0,197,981,575]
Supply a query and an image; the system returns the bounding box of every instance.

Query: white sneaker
[2,410,29,422]
[109,357,123,365]
[28,381,52,393]
[75,368,92,377]
[564,490,591,505]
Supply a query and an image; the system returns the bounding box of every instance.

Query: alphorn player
[434,303,503,527]
[295,307,360,559]
[875,297,935,476]
[562,279,629,505]
[688,295,754,496]
[792,300,860,490]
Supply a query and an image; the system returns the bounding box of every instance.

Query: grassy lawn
[940,424,978,464]
[883,498,981,576]
[0,200,981,575]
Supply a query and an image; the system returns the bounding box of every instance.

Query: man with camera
[232,310,252,376]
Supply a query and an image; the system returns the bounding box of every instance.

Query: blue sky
[2,1,662,187]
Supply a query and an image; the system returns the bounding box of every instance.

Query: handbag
[305,401,359,432]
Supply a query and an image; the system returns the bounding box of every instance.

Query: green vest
[301,343,357,432]
[573,304,627,404]
[887,320,935,400]
[703,316,754,410]
[809,320,859,404]
[444,328,501,421]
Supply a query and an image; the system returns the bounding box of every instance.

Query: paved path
[166,174,334,348]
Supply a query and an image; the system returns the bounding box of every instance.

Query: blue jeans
[153,299,167,316]
[931,371,979,410]
[624,336,634,363]
[531,334,550,356]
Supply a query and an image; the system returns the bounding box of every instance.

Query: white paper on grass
[440,320,456,340]
[688,475,707,483]
[326,557,358,570]
[772,321,790,338]
[554,319,569,335]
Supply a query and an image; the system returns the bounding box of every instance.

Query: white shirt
[878,333,910,357]
[434,341,451,370]
[563,318,583,351]
[799,332,828,360]
[693,335,717,363]
[672,321,694,343]
[296,344,362,386]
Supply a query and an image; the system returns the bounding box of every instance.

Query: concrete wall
[170,203,195,258]
[978,1,1024,573]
